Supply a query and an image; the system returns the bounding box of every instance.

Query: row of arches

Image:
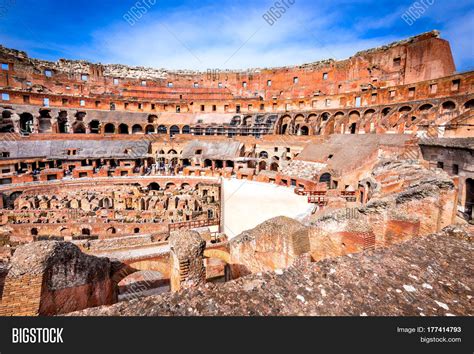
[276,98,474,135]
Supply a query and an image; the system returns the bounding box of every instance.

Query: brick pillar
[169,230,206,292]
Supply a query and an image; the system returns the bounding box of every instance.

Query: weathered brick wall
[0,274,43,316]
[0,242,119,316]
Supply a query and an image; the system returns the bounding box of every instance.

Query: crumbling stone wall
[0,242,118,316]
[229,216,310,276]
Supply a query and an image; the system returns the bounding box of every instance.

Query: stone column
[11,113,20,133]
[169,230,206,292]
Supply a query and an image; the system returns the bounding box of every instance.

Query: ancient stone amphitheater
[0,31,472,316]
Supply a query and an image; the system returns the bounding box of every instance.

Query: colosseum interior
[0,30,472,317]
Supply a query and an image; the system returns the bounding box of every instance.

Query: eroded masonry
[0,31,472,316]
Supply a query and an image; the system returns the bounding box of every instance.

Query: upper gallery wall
[0,31,456,103]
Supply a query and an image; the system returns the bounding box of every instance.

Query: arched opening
[170,125,180,137]
[463,99,474,110]
[38,110,52,133]
[148,182,160,191]
[399,106,412,113]
[182,125,191,134]
[321,112,331,122]
[204,159,213,168]
[270,162,279,171]
[442,101,456,111]
[104,123,115,134]
[106,227,117,235]
[132,124,143,134]
[157,125,167,134]
[230,116,241,126]
[19,113,34,134]
[419,104,433,112]
[300,126,309,135]
[134,227,140,234]
[81,228,91,236]
[119,124,129,134]
[259,151,269,159]
[145,125,155,134]
[89,120,100,134]
[31,227,38,236]
[319,173,331,187]
[381,107,391,116]
[258,161,267,170]
[466,178,474,221]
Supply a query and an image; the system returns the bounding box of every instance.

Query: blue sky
[0,0,472,71]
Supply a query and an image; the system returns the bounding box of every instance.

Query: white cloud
[73,2,399,70]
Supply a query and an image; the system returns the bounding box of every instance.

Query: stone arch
[148,182,160,191]
[104,123,115,134]
[182,125,191,134]
[118,124,129,134]
[157,125,167,134]
[132,124,143,134]
[230,116,241,126]
[38,110,52,133]
[127,259,171,279]
[270,162,279,171]
[106,227,117,235]
[381,107,391,116]
[145,125,155,134]
[398,105,412,113]
[441,101,456,111]
[243,115,253,126]
[203,249,231,264]
[463,99,474,110]
[299,125,309,135]
[419,103,434,112]
[319,172,332,187]
[170,125,180,137]
[19,113,34,133]
[89,120,100,134]
[321,112,332,122]
[279,115,292,135]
